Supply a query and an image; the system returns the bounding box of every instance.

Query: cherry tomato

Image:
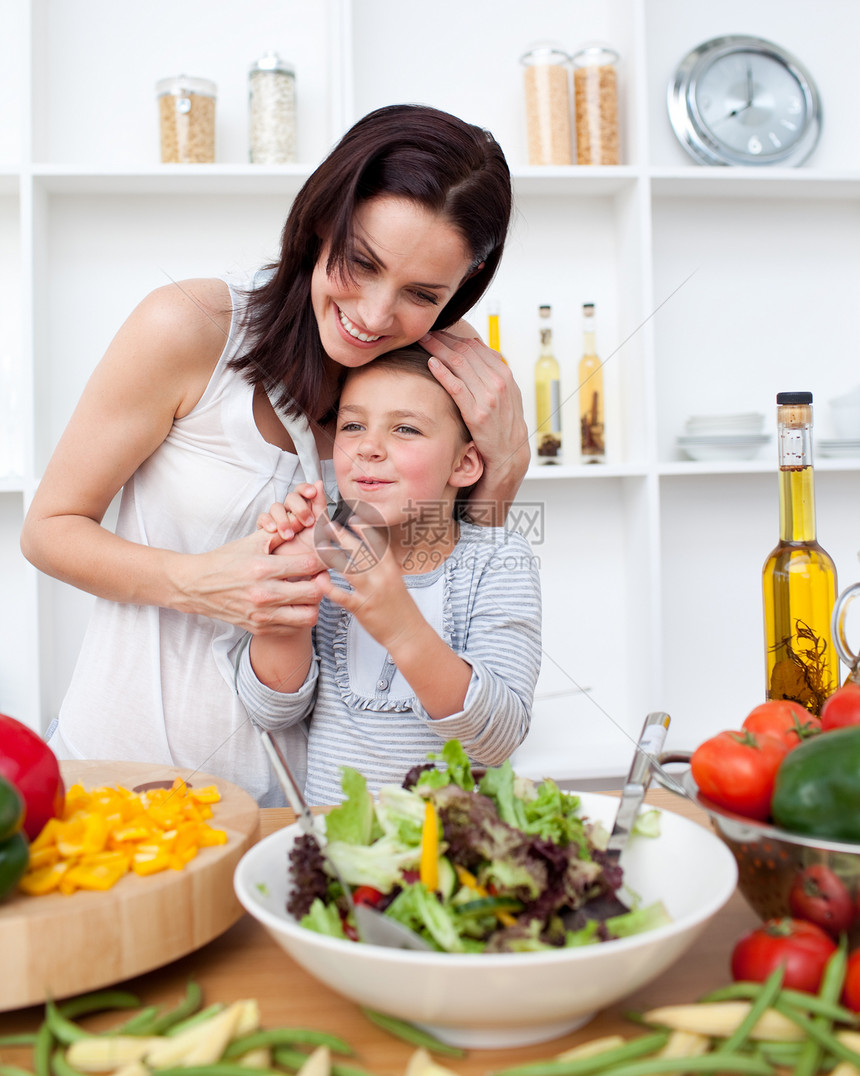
[821,682,860,731]
[731,918,837,993]
[788,864,854,937]
[691,729,789,821]
[352,885,385,907]
[0,712,65,841]
[843,949,860,1011]
[742,700,821,750]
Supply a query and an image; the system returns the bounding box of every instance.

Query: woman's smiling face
[311,195,474,371]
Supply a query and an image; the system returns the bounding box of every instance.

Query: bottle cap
[777,392,812,404]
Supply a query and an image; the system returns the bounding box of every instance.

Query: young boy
[236,347,542,803]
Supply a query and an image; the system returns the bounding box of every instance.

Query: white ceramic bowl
[234,792,738,1049]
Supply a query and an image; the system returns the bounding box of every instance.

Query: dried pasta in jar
[156,75,216,164]
[572,47,620,165]
[520,46,573,166]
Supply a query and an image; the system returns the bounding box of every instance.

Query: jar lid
[156,75,217,98]
[571,45,620,67]
[777,392,813,405]
[250,50,295,76]
[520,45,571,67]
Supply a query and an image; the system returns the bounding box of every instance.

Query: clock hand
[745,64,754,108]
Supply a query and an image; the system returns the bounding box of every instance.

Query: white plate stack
[677,412,769,461]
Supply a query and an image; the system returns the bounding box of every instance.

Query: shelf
[525,462,649,480]
[650,168,860,199]
[29,165,315,196]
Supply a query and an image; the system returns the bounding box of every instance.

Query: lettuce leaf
[324,767,374,846]
[325,833,419,893]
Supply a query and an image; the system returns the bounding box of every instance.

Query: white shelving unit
[3,0,859,783]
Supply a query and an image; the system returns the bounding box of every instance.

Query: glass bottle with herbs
[762,391,840,714]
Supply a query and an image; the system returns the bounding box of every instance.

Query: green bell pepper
[771,726,860,841]
[0,775,28,900]
[0,775,24,844]
[0,831,28,901]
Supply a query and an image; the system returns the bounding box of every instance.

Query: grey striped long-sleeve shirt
[237,522,542,804]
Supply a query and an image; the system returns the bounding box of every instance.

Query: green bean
[32,1022,54,1076]
[772,997,860,1068]
[491,1032,670,1076]
[153,1066,284,1076]
[49,1048,83,1076]
[165,1003,224,1036]
[330,1061,379,1076]
[0,1035,36,1046]
[55,990,140,1021]
[109,1004,161,1034]
[753,1040,805,1066]
[702,981,858,1025]
[790,938,848,1076]
[716,964,784,1056]
[223,1028,353,1058]
[271,1046,310,1072]
[274,1049,375,1076]
[146,979,204,1035]
[360,1009,466,1059]
[0,1066,37,1076]
[44,1002,88,1047]
[578,1056,773,1076]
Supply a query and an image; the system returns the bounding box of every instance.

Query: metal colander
[657,755,860,943]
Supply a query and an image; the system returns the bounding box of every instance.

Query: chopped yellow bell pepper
[453,863,517,928]
[419,801,439,891]
[19,777,226,896]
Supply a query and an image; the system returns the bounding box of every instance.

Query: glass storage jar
[156,75,216,163]
[572,46,620,165]
[520,45,573,165]
[248,51,297,164]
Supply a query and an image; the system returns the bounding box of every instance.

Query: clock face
[669,36,821,166]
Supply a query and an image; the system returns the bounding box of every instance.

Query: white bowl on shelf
[677,434,770,461]
[234,791,737,1050]
[684,412,765,438]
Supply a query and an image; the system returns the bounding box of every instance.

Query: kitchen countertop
[0,788,758,1071]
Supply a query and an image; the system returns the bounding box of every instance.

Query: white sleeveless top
[49,271,338,805]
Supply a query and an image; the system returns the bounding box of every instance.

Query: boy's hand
[257,481,326,543]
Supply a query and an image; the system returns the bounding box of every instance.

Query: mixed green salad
[287,741,670,953]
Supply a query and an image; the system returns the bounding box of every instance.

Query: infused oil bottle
[762,391,839,715]
[578,302,605,462]
[534,304,562,463]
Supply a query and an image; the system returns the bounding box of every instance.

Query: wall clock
[668,35,821,167]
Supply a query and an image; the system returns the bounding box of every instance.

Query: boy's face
[333,364,481,527]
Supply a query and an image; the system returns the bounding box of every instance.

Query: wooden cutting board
[0,760,260,1012]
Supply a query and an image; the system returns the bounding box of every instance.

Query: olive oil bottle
[488,301,501,353]
[578,302,605,462]
[534,304,562,463]
[762,391,839,715]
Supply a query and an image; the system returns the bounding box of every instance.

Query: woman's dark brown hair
[231,104,512,419]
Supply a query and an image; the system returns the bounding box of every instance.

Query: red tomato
[843,949,860,1011]
[352,885,385,907]
[821,682,860,731]
[0,713,65,841]
[691,729,789,821]
[742,700,821,750]
[731,918,837,993]
[788,865,854,937]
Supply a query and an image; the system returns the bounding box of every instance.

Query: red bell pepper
[0,712,65,841]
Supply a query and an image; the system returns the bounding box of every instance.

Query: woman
[20,104,530,804]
